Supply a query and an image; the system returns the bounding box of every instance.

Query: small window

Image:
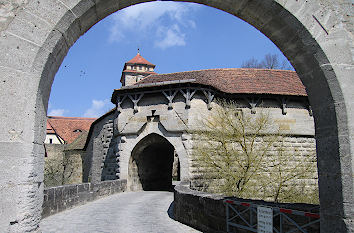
[49,138,53,144]
[73,129,82,133]
[139,66,142,70]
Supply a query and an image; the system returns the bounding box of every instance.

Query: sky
[48,2,292,118]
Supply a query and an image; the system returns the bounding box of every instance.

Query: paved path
[40,191,200,233]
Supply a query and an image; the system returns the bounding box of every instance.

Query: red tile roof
[47,116,96,144]
[136,68,307,96]
[46,121,55,134]
[126,53,155,67]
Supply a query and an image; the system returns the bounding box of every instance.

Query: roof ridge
[113,68,306,97]
[147,68,296,76]
[126,53,155,66]
[47,116,97,120]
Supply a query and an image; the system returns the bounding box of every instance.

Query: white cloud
[48,109,67,116]
[83,99,112,118]
[108,2,199,49]
[155,24,186,49]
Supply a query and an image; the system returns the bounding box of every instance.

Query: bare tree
[191,100,277,196]
[259,139,318,203]
[241,53,293,70]
[241,57,264,69]
[262,54,280,69]
[44,153,75,187]
[191,100,318,203]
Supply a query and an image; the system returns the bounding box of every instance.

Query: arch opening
[129,134,177,191]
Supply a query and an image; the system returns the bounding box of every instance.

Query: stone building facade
[84,53,317,194]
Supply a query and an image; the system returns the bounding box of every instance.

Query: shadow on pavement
[167,201,175,220]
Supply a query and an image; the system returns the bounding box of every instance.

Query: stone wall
[174,182,320,233]
[45,144,65,156]
[83,112,116,183]
[189,135,318,203]
[64,150,85,184]
[42,179,127,218]
[44,144,85,187]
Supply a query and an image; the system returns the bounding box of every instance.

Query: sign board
[257,206,273,233]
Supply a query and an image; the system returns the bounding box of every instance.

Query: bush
[190,100,318,204]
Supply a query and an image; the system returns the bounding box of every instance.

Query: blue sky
[48,2,291,117]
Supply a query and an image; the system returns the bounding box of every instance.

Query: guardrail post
[226,202,230,232]
[280,213,283,233]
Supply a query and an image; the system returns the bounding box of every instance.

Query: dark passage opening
[129,134,176,191]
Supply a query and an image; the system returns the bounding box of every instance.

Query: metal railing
[224,199,320,233]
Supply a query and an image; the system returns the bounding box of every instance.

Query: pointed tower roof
[120,51,157,86]
[126,52,155,67]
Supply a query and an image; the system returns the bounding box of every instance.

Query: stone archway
[0,1,352,232]
[128,133,176,191]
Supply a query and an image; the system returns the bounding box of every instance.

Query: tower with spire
[120,51,156,86]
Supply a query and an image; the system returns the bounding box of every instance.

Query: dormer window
[73,129,82,133]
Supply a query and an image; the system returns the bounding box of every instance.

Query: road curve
[40,191,200,233]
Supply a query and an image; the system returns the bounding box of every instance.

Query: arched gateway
[0,1,352,232]
[129,133,178,191]
[83,52,318,196]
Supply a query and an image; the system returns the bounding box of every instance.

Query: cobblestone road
[40,191,200,233]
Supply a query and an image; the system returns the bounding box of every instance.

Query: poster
[257,206,273,233]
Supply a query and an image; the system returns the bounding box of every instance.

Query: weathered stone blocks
[42,179,127,218]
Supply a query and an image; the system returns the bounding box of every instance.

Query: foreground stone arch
[0,0,352,232]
